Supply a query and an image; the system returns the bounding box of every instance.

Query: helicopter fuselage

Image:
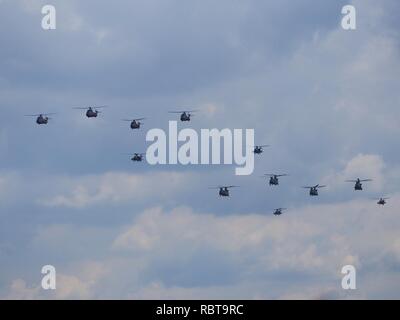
[269,176,279,186]
[254,148,263,154]
[132,155,143,162]
[377,199,386,205]
[310,188,319,196]
[36,116,48,125]
[273,210,283,216]
[219,188,230,197]
[86,109,99,118]
[354,181,363,190]
[180,113,191,122]
[130,121,141,129]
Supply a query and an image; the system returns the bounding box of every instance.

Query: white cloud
[322,154,386,192]
[38,171,190,208]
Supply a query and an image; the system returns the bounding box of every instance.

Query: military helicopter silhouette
[209,185,239,197]
[273,208,287,216]
[25,113,57,125]
[345,178,372,191]
[263,174,289,186]
[302,184,326,196]
[251,145,269,154]
[122,117,146,129]
[376,197,389,206]
[168,110,197,122]
[123,153,146,162]
[73,106,108,118]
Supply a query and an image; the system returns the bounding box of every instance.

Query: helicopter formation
[25,106,391,215]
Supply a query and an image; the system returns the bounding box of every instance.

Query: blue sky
[1,0,400,299]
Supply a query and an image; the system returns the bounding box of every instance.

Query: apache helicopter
[273,208,287,216]
[122,117,146,129]
[345,178,372,191]
[73,106,108,118]
[168,110,197,122]
[264,174,288,186]
[376,197,389,206]
[302,184,326,196]
[25,113,56,125]
[251,145,269,154]
[123,153,146,162]
[209,185,239,197]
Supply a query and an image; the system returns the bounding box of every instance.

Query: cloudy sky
[1,0,400,299]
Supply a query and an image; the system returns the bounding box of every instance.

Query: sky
[0,0,400,299]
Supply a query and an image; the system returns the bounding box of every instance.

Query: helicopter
[376,197,389,206]
[209,185,239,197]
[123,153,146,162]
[264,174,288,186]
[122,117,146,129]
[345,178,372,191]
[73,106,108,118]
[25,113,56,125]
[168,110,197,122]
[273,208,287,216]
[251,145,269,154]
[302,184,326,196]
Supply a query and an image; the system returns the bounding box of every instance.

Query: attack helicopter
[209,185,239,197]
[25,113,56,125]
[302,184,326,196]
[168,110,197,122]
[345,178,372,191]
[73,106,108,118]
[263,174,289,186]
[122,117,146,129]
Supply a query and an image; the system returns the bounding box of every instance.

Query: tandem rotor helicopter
[263,174,289,186]
[302,184,326,196]
[123,153,146,162]
[251,145,269,155]
[73,106,108,118]
[273,208,287,216]
[209,185,239,197]
[345,178,372,191]
[376,197,389,206]
[122,117,146,129]
[25,113,56,125]
[168,110,198,122]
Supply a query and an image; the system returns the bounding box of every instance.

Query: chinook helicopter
[25,113,56,125]
[122,117,146,129]
[251,145,269,154]
[209,185,239,197]
[73,106,108,118]
[302,184,326,196]
[263,174,288,186]
[123,153,146,162]
[273,208,287,216]
[345,178,372,191]
[376,197,389,206]
[168,110,197,122]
